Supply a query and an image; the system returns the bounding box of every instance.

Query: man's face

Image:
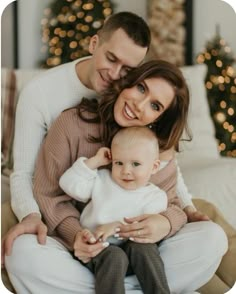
[88,28,148,93]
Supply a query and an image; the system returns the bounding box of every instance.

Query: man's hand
[73,229,109,263]
[184,206,210,222]
[1,213,47,268]
[115,214,171,243]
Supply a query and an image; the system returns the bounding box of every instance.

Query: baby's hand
[96,147,112,166]
[94,221,122,242]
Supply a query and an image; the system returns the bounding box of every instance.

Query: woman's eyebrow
[156,100,165,110]
[143,80,165,110]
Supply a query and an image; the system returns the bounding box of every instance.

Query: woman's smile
[114,77,175,127]
[124,103,136,120]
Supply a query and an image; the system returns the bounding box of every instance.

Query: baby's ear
[151,159,160,175]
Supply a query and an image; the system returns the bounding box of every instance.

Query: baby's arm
[84,147,112,169]
[59,147,112,201]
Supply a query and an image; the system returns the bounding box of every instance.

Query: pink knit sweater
[34,108,187,250]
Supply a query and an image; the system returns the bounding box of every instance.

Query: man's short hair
[99,11,151,50]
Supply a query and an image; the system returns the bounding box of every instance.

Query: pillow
[179,64,220,160]
[1,68,44,175]
[1,68,17,174]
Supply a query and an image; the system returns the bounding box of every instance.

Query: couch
[1,64,236,293]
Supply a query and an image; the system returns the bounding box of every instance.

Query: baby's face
[111,142,159,190]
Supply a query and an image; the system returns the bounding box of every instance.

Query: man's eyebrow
[107,51,117,59]
[107,51,134,70]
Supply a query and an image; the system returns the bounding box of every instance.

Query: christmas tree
[197,27,236,157]
[40,0,114,68]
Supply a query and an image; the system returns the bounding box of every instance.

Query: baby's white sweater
[60,157,168,245]
[10,57,193,221]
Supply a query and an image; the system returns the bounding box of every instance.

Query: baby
[60,126,170,294]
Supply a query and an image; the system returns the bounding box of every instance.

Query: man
[2,11,150,263]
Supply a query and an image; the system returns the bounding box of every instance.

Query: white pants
[5,221,228,294]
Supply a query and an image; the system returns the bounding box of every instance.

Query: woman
[5,60,227,294]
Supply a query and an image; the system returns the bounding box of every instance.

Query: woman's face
[114,77,175,127]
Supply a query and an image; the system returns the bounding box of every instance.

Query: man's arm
[10,82,47,221]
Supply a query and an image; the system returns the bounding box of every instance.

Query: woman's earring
[148,124,153,129]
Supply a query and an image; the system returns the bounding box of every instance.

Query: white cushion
[179,64,219,161]
[179,156,236,229]
[177,64,236,229]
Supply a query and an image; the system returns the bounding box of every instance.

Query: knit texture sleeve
[160,199,187,238]
[10,82,46,221]
[59,157,97,202]
[34,109,83,250]
[151,159,187,238]
[175,160,195,209]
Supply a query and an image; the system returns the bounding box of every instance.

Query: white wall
[17,0,52,68]
[193,0,236,60]
[1,1,15,68]
[1,0,236,68]
[113,0,146,19]
[9,0,146,68]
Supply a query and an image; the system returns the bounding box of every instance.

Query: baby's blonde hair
[111,126,159,158]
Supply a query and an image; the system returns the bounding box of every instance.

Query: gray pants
[85,241,170,294]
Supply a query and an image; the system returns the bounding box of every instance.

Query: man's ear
[88,35,99,54]
[151,159,160,175]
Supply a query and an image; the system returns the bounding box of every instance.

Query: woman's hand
[73,229,109,263]
[115,214,171,243]
[1,213,47,268]
[184,206,210,222]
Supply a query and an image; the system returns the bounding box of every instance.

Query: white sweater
[59,157,168,244]
[10,57,193,221]
[10,57,95,220]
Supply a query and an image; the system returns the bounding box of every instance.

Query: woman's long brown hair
[77,60,192,151]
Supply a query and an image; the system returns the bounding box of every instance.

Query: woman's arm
[157,149,188,237]
[161,149,209,221]
[34,111,83,250]
[34,110,110,254]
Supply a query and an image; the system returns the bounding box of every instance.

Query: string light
[197,27,236,157]
[41,0,113,68]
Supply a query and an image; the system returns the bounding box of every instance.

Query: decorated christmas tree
[40,0,114,68]
[197,27,236,157]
